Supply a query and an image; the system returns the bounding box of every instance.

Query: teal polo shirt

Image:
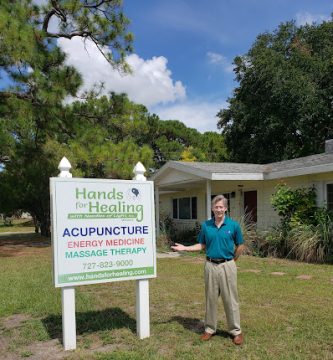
[198,216,244,259]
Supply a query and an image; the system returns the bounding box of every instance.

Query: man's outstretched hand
[171,243,186,252]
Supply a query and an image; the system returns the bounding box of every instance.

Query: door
[244,190,257,223]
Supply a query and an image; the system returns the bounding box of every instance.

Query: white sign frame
[50,177,156,287]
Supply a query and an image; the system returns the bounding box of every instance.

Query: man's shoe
[200,332,214,341]
[232,333,244,345]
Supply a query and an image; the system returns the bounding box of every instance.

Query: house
[151,140,333,233]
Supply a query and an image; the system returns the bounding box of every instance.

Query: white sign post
[58,157,76,351]
[133,162,150,339]
[50,157,156,350]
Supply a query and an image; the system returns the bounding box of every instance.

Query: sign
[50,178,156,287]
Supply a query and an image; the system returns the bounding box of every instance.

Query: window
[191,197,197,219]
[172,197,197,219]
[172,199,178,219]
[327,184,333,211]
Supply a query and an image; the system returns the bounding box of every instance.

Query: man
[171,195,245,345]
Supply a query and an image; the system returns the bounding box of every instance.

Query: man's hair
[211,195,228,208]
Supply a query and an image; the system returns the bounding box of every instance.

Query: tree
[217,18,333,163]
[56,92,153,178]
[67,92,150,145]
[199,131,228,162]
[0,0,133,235]
[144,119,207,166]
[62,95,217,173]
[0,1,229,236]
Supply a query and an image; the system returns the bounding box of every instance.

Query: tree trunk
[32,215,39,233]
[40,214,51,237]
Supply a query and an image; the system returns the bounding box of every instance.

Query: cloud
[207,52,234,73]
[207,52,226,65]
[295,11,330,26]
[58,37,186,107]
[151,100,228,133]
[57,37,227,133]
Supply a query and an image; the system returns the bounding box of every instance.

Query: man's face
[212,200,227,220]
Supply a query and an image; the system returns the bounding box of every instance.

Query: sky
[46,1,333,132]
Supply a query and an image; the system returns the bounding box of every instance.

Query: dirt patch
[0,233,50,258]
[0,314,129,360]
[0,314,65,360]
[1,314,32,330]
[157,251,181,258]
[6,340,65,360]
[296,275,312,280]
[181,256,205,264]
[270,272,286,276]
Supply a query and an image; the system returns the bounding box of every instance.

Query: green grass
[0,218,35,233]
[0,234,333,359]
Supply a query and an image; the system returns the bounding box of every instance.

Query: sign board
[50,178,156,287]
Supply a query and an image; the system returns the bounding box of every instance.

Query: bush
[266,185,333,263]
[248,226,285,258]
[156,230,173,251]
[173,222,201,244]
[271,184,317,226]
[232,213,267,257]
[287,208,333,263]
[156,215,175,251]
[156,218,201,250]
[287,224,326,263]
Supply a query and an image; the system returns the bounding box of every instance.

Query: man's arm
[234,244,245,261]
[171,242,206,252]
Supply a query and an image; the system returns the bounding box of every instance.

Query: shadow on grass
[170,316,231,338]
[0,233,51,257]
[0,232,50,246]
[42,307,136,341]
[169,316,204,334]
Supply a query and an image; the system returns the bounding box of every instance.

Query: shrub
[267,185,333,263]
[232,213,266,256]
[286,224,326,263]
[173,222,201,244]
[156,229,172,251]
[156,218,202,250]
[271,184,317,226]
[250,226,286,258]
[157,215,176,251]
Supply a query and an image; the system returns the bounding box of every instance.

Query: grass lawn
[0,232,333,359]
[0,219,35,233]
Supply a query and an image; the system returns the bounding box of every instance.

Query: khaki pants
[204,260,241,336]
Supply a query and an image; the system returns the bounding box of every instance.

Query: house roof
[264,152,333,178]
[152,151,333,185]
[172,161,266,173]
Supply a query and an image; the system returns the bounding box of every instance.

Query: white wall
[157,172,333,232]
[159,189,201,232]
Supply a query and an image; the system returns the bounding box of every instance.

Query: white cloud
[151,100,228,133]
[207,52,234,73]
[295,11,330,26]
[207,52,226,64]
[57,38,228,133]
[58,37,186,107]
